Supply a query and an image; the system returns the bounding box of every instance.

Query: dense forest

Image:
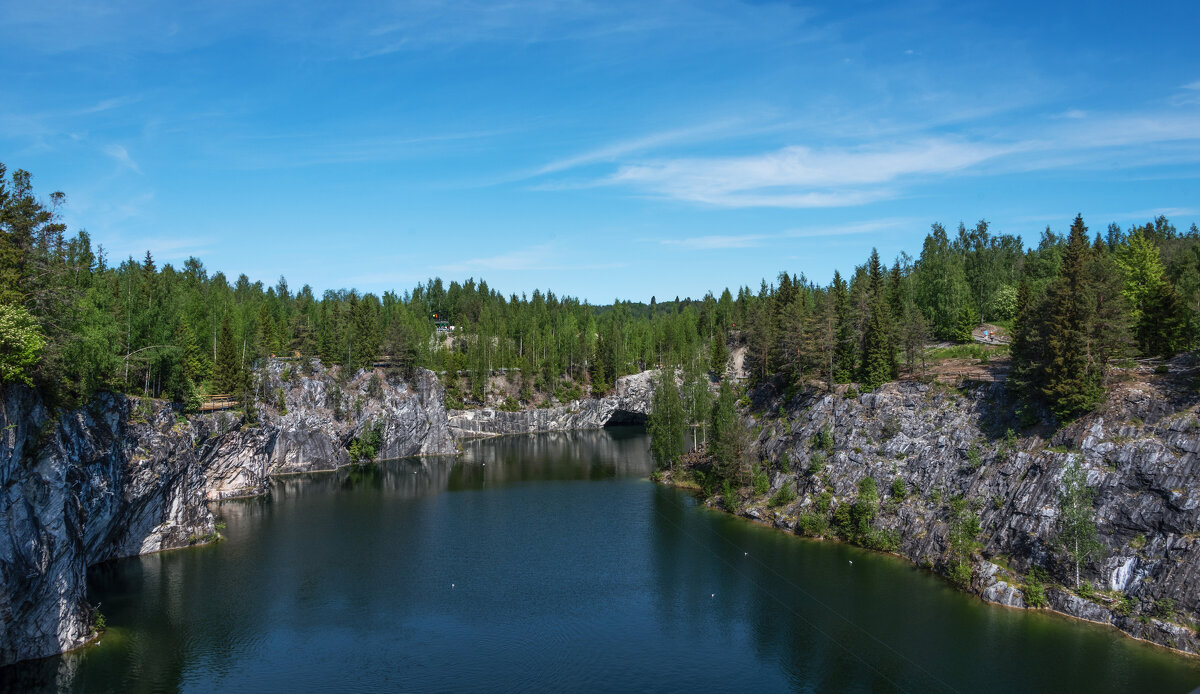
[3,162,1200,427]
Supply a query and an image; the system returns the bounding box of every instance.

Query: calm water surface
[5,428,1200,693]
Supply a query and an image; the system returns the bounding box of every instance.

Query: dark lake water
[6,428,1200,693]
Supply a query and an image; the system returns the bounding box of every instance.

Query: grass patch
[927,343,1008,362]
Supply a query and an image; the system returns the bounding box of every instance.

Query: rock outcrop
[683,374,1200,654]
[0,363,454,666]
[447,370,655,438]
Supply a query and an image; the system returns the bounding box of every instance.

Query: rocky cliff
[0,363,454,666]
[674,369,1200,654]
[447,370,655,438]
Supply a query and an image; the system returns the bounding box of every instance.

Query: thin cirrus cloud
[662,218,914,250]
[434,244,557,274]
[435,243,626,276]
[102,143,141,173]
[527,103,1200,210]
[531,119,748,177]
[606,138,1019,208]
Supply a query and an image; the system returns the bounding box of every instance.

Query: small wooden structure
[200,394,239,412]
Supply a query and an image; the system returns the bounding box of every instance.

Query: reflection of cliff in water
[453,428,653,488]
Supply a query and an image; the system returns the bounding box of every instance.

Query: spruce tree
[1008,278,1041,406]
[647,369,686,470]
[858,249,895,390]
[709,380,744,483]
[831,271,856,383]
[214,315,242,395]
[1041,215,1102,421]
[1140,279,1185,357]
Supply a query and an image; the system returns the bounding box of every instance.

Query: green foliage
[647,370,686,470]
[890,477,906,500]
[991,284,1018,320]
[843,386,860,399]
[1041,217,1106,420]
[927,343,1001,361]
[780,451,791,473]
[1057,457,1104,587]
[4,159,1199,423]
[0,303,45,386]
[768,483,796,508]
[797,512,829,537]
[965,446,982,470]
[858,249,897,390]
[92,609,107,633]
[1024,568,1048,608]
[814,490,833,515]
[1155,598,1177,621]
[751,462,770,496]
[832,503,852,536]
[275,388,287,415]
[850,477,879,541]
[946,497,982,582]
[947,559,973,589]
[709,380,748,483]
[813,425,834,453]
[1130,534,1147,550]
[348,420,384,462]
[807,451,826,476]
[722,479,738,512]
[864,528,900,552]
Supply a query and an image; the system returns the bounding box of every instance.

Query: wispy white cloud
[608,139,1017,207]
[228,128,516,169]
[78,95,140,115]
[533,100,1200,209]
[105,233,212,264]
[662,233,770,250]
[102,143,141,173]
[435,243,626,274]
[533,119,745,176]
[436,244,557,274]
[662,218,914,250]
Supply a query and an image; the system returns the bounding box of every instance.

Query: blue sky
[2,1,1198,303]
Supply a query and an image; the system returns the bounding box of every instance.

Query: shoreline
[653,472,1200,660]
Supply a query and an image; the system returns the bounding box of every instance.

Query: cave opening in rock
[603,409,648,427]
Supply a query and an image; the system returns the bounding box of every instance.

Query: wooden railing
[200,394,239,412]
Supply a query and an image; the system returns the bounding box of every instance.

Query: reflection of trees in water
[453,429,653,488]
[646,486,865,692]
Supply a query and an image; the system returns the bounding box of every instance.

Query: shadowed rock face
[0,364,455,666]
[447,370,655,438]
[726,375,1200,654]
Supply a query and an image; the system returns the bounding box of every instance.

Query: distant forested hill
[2,161,1198,422]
